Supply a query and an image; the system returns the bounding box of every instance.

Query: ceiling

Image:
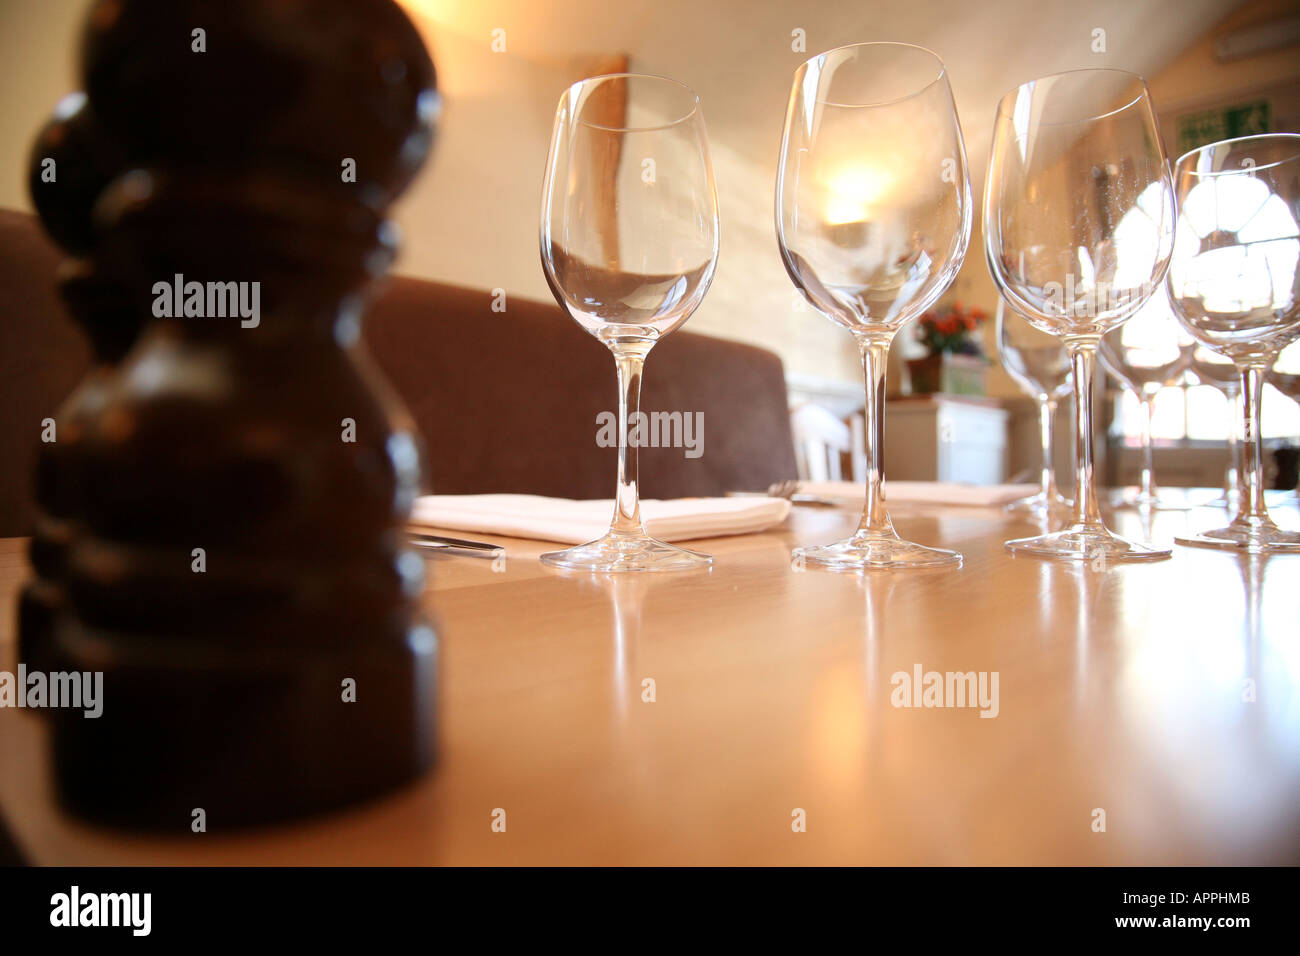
[401,0,1244,185]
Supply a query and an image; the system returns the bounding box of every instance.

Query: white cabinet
[882,395,1009,484]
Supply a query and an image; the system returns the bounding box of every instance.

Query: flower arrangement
[916,301,988,356]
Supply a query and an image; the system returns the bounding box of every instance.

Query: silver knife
[406,531,504,560]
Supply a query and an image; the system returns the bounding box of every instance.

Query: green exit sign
[1176,100,1272,155]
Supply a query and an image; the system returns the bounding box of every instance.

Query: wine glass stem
[1225,384,1240,499]
[1139,392,1156,502]
[1227,385,1237,502]
[1235,362,1270,525]
[1037,397,1058,500]
[611,349,648,536]
[1066,339,1105,529]
[855,333,896,537]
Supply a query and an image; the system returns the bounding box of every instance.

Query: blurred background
[3,0,1298,488]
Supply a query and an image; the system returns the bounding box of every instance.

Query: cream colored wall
[0,0,80,212]
[0,0,860,384]
[5,0,1287,396]
[399,19,862,383]
[1148,0,1300,107]
[696,137,864,383]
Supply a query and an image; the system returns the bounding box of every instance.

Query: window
[1114,376,1300,442]
[1110,168,1300,444]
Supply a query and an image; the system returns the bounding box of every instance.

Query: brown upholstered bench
[0,208,797,535]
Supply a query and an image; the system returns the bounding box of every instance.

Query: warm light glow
[394,0,460,23]
[823,166,893,225]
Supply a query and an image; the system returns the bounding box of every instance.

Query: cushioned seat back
[361,276,798,500]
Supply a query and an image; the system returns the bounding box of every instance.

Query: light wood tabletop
[2,494,1298,865]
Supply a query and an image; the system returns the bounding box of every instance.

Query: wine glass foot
[1265,488,1299,508]
[1175,519,1300,554]
[540,531,712,572]
[794,533,961,571]
[1006,524,1171,562]
[1109,488,1193,512]
[1005,491,1073,519]
[1202,493,1240,509]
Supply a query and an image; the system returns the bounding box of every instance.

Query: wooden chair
[790,403,852,481]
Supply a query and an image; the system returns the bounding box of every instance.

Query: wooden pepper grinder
[21,0,440,827]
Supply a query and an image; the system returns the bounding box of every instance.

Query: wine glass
[538,74,719,571]
[1270,343,1300,503]
[1271,341,1300,401]
[996,299,1073,519]
[1270,348,1300,402]
[1191,345,1242,507]
[1097,290,1194,509]
[775,42,971,570]
[984,69,1176,561]
[1166,133,1300,552]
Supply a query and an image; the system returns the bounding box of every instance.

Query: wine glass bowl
[1099,295,1193,394]
[984,69,1176,562]
[1097,292,1195,510]
[776,42,972,570]
[1168,136,1300,363]
[777,44,971,337]
[1271,344,1300,504]
[538,73,719,571]
[1165,132,1300,553]
[985,71,1175,340]
[996,300,1073,519]
[1271,350,1300,403]
[1190,345,1243,507]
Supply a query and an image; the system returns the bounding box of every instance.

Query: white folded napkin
[409,494,792,544]
[799,480,1039,507]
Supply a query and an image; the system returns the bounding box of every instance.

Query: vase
[906,354,943,394]
[907,353,987,396]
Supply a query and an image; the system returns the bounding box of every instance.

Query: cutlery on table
[406,531,504,559]
[726,480,842,507]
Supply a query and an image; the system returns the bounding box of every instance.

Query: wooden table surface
[2,493,1298,865]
